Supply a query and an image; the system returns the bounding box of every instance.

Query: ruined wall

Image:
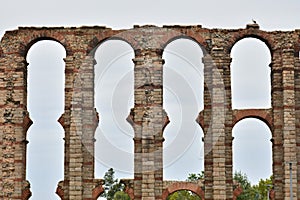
[0,24,300,199]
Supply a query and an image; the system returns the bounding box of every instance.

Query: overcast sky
[1,0,300,199]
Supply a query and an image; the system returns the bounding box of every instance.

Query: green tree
[233,171,273,200]
[252,176,273,200]
[187,171,204,182]
[167,190,201,200]
[233,171,256,200]
[100,168,126,200]
[113,191,131,200]
[167,171,273,200]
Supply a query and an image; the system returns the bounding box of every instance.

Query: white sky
[1,0,300,199]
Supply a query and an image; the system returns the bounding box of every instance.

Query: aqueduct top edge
[1,24,299,58]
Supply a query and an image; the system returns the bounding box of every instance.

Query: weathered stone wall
[0,24,300,199]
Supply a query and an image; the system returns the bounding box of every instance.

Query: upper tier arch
[87,35,135,57]
[162,35,208,55]
[226,28,275,56]
[23,37,67,58]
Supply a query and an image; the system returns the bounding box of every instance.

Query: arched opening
[233,118,272,185]
[94,40,134,181]
[162,182,204,200]
[166,190,202,200]
[163,38,204,181]
[97,191,131,200]
[231,37,271,109]
[26,40,66,199]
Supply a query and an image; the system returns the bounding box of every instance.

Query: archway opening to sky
[162,38,204,181]
[232,118,272,185]
[26,40,66,200]
[231,37,271,109]
[94,40,134,180]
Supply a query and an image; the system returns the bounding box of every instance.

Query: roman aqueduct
[1,23,300,199]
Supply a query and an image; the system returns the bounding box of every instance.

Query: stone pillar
[0,55,2,196]
[59,52,94,199]
[80,55,98,199]
[203,47,229,200]
[271,49,284,200]
[0,48,32,199]
[281,48,297,199]
[130,49,165,200]
[60,54,83,199]
[295,49,300,199]
[203,54,213,200]
[222,55,233,199]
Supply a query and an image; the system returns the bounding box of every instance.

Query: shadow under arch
[93,38,135,179]
[232,118,272,185]
[230,37,272,109]
[26,40,66,199]
[162,37,205,180]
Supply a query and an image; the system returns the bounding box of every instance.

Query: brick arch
[233,109,273,131]
[162,182,204,200]
[23,37,67,58]
[228,30,274,56]
[55,181,106,200]
[87,35,135,57]
[17,31,68,58]
[162,35,208,55]
[86,27,183,55]
[92,184,105,199]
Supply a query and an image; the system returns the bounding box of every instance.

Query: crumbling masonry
[0,23,300,199]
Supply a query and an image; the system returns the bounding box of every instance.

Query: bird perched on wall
[252,19,257,24]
